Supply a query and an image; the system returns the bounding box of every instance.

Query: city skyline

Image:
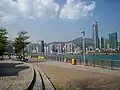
[0,0,120,43]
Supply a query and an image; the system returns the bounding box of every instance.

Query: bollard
[72,59,76,65]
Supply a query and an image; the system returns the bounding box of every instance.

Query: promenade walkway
[39,61,120,76]
[33,60,120,89]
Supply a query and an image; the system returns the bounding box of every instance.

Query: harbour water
[53,53,120,67]
[33,53,120,67]
[59,53,120,60]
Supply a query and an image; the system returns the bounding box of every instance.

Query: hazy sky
[0,0,120,43]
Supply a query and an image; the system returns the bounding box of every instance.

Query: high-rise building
[109,32,118,49]
[41,41,44,53]
[92,21,99,50]
[99,37,104,49]
[104,38,109,50]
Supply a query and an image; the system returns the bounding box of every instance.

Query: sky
[0,0,120,43]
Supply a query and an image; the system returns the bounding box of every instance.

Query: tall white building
[48,44,64,53]
[25,43,41,54]
[44,46,49,53]
[57,44,62,53]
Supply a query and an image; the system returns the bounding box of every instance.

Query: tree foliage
[0,28,8,56]
[14,31,30,56]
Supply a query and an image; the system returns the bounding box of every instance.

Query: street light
[81,31,86,66]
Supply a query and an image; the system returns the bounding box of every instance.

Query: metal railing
[31,54,120,70]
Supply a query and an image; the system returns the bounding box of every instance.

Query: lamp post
[81,31,86,66]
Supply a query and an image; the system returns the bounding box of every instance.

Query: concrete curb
[33,65,56,90]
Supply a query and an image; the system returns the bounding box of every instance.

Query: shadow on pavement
[0,63,23,68]
[0,63,29,77]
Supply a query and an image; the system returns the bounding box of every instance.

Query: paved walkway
[34,61,120,89]
[37,60,120,77]
[0,60,34,90]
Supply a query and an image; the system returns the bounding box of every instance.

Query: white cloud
[0,0,60,22]
[60,0,96,19]
[0,0,96,22]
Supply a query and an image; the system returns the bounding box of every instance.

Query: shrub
[0,43,5,56]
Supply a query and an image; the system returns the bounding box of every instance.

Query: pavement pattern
[32,60,120,89]
[0,60,34,90]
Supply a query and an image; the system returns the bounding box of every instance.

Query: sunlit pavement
[31,59,120,77]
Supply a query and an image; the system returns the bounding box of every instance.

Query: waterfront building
[44,46,49,53]
[92,21,99,50]
[99,37,109,50]
[109,32,118,50]
[74,47,81,54]
[106,44,110,50]
[104,38,109,50]
[25,43,41,54]
[41,40,44,53]
[88,45,94,51]
[57,44,63,53]
[99,37,104,49]
[48,43,64,53]
[49,44,56,53]
[64,42,75,53]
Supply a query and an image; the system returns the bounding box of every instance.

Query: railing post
[110,61,114,70]
[92,60,95,67]
[64,58,67,62]
[85,60,88,66]
[101,60,104,68]
[79,60,82,65]
[55,56,57,61]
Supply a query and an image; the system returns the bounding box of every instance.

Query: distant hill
[47,37,93,47]
[69,37,93,45]
[47,41,67,45]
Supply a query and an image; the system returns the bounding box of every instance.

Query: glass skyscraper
[92,21,99,50]
[109,32,118,49]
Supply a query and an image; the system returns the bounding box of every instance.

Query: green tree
[0,28,8,59]
[14,31,30,60]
